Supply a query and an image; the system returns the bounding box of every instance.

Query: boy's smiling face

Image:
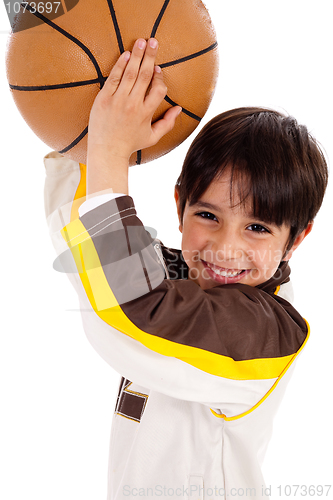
[175,169,311,290]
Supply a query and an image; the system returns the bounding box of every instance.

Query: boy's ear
[284,222,313,261]
[174,187,183,232]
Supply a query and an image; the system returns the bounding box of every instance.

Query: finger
[130,38,159,98]
[119,39,148,94]
[103,51,131,95]
[151,106,182,143]
[144,65,168,113]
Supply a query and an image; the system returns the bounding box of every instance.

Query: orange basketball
[6,0,219,165]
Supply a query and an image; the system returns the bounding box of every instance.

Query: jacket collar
[256,261,291,294]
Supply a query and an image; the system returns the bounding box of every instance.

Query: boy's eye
[195,211,218,222]
[247,223,270,234]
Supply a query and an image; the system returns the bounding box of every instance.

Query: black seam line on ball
[150,0,171,38]
[164,96,201,122]
[23,4,104,89]
[59,126,88,154]
[136,150,142,165]
[9,78,102,91]
[106,0,124,54]
[160,41,218,69]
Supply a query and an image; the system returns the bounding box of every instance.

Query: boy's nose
[210,230,245,263]
[213,243,245,262]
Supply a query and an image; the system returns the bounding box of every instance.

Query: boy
[45,39,328,499]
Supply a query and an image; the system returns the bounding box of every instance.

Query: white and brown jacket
[45,152,309,500]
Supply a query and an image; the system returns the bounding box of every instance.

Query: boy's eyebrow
[190,200,222,212]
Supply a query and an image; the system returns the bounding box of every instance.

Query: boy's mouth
[201,260,249,284]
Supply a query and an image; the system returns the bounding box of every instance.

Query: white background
[0,1,332,499]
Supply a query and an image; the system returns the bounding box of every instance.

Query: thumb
[151,106,182,142]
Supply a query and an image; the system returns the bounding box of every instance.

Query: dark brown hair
[176,107,328,248]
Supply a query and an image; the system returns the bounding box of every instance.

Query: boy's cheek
[246,248,285,266]
[181,247,202,264]
[191,251,202,263]
[273,249,285,263]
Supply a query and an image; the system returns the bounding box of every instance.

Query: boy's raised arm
[86,38,181,197]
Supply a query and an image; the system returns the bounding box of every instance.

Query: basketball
[5,0,219,165]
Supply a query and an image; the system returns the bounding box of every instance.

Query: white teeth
[206,263,243,277]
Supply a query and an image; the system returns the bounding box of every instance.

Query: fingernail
[137,39,146,50]
[177,107,182,116]
[123,51,131,61]
[149,38,158,49]
[154,65,161,73]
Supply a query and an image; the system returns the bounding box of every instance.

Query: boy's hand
[87,38,182,196]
